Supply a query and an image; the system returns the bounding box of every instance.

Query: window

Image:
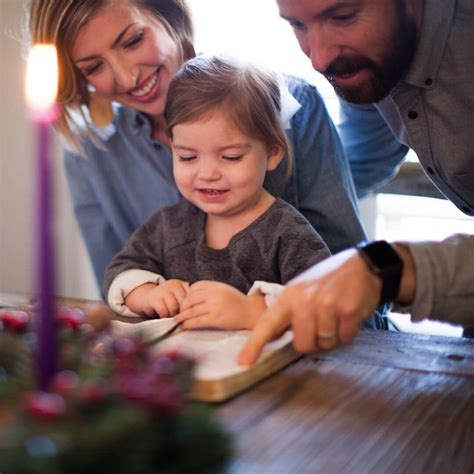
[188,0,339,114]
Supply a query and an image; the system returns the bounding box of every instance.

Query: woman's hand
[125,279,190,317]
[175,281,267,330]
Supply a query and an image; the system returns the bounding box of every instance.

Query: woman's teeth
[130,73,157,97]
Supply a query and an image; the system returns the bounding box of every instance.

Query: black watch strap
[357,240,403,305]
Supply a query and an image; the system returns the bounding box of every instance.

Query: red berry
[1,311,30,332]
[23,391,66,421]
[56,308,85,330]
[163,349,185,362]
[50,370,79,396]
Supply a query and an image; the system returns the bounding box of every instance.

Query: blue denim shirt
[338,0,474,217]
[64,75,366,290]
[338,100,409,198]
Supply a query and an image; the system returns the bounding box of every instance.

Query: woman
[28,0,366,294]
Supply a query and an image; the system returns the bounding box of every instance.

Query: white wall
[1,1,99,299]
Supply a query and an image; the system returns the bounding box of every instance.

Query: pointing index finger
[237,299,292,366]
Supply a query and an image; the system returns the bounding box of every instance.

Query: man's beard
[324,2,418,104]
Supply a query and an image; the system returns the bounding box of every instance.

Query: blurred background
[1,0,472,336]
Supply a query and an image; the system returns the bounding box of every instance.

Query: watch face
[357,240,404,304]
[361,241,402,269]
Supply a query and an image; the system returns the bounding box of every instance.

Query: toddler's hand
[125,279,190,317]
[175,281,266,330]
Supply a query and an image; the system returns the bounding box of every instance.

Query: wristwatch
[356,240,404,305]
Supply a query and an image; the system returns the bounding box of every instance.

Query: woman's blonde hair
[164,55,292,174]
[27,0,194,149]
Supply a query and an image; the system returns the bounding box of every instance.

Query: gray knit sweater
[104,198,330,296]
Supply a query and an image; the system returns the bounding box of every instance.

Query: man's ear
[266,145,285,171]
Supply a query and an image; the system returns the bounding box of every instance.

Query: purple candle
[26,45,59,390]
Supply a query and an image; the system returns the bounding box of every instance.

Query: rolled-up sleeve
[394,234,474,327]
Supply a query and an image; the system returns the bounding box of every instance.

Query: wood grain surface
[217,331,474,474]
[314,328,474,377]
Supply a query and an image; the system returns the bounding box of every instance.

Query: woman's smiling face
[72,1,181,122]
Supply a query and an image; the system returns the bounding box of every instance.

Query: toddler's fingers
[173,285,189,305]
[163,292,180,317]
[174,303,207,323]
[180,290,206,311]
[152,298,169,318]
[180,315,213,330]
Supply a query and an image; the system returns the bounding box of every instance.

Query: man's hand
[238,249,384,365]
[125,279,190,317]
[175,281,266,330]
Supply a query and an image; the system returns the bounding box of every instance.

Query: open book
[112,319,300,402]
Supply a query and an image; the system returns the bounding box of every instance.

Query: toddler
[104,56,330,330]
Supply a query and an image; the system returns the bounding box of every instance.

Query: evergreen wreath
[0,307,232,473]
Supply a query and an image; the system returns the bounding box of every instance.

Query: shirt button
[407,110,418,120]
[425,78,433,86]
[426,167,434,175]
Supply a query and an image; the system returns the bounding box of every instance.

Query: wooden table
[218,329,474,473]
[2,292,473,473]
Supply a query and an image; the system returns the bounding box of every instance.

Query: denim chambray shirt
[64,75,365,290]
[338,0,474,217]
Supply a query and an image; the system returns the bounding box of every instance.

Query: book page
[111,318,178,341]
[112,319,292,380]
[152,328,293,381]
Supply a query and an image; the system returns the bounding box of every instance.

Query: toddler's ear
[266,145,285,171]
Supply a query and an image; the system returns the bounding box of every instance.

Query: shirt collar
[277,74,302,129]
[402,0,455,89]
[130,109,153,136]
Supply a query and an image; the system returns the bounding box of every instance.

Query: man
[238,0,474,364]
